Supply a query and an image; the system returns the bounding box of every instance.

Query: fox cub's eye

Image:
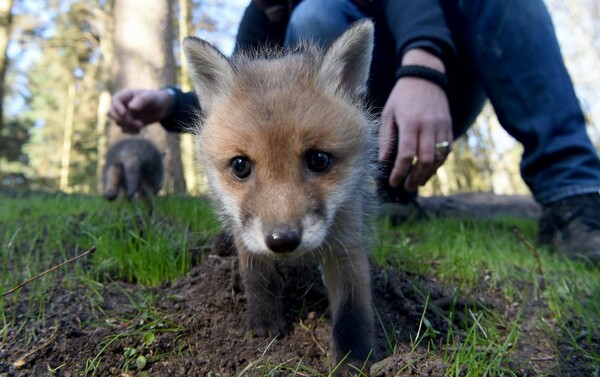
[306,150,332,173]
[230,156,252,179]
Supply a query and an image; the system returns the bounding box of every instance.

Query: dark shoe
[538,192,600,264]
[377,171,428,225]
[377,157,429,225]
[380,200,428,226]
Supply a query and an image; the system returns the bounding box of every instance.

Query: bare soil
[1,194,597,376]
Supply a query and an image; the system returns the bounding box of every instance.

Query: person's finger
[433,130,453,171]
[122,112,145,129]
[118,121,143,134]
[378,112,396,162]
[405,124,436,191]
[110,89,140,120]
[107,107,120,122]
[110,97,129,119]
[110,107,143,130]
[127,91,156,112]
[389,118,418,187]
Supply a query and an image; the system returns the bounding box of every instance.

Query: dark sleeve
[234,1,287,53]
[160,87,200,133]
[161,2,284,133]
[382,0,456,77]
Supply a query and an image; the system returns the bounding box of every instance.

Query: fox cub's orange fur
[183,21,377,370]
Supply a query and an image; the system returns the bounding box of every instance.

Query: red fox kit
[183,21,377,370]
[103,138,163,201]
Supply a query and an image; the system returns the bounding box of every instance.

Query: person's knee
[286,0,351,46]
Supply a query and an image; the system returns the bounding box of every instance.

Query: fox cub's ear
[182,37,234,115]
[318,20,374,101]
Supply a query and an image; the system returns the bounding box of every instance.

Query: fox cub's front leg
[237,245,289,337]
[323,249,375,373]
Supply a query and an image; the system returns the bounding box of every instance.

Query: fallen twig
[530,355,556,362]
[300,313,327,354]
[310,321,327,355]
[13,327,59,368]
[513,228,546,290]
[2,246,96,297]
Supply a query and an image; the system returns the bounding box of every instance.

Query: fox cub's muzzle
[265,227,302,254]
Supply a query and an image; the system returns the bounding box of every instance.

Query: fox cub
[103,138,163,201]
[183,21,377,370]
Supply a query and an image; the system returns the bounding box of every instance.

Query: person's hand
[378,49,453,191]
[108,88,174,134]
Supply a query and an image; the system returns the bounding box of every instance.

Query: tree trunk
[96,91,111,191]
[59,82,76,192]
[178,0,207,195]
[178,0,192,92]
[0,0,15,134]
[111,0,186,194]
[95,0,115,193]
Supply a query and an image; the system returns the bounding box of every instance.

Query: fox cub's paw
[103,188,118,201]
[246,308,289,338]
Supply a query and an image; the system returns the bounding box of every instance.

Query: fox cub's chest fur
[184,21,377,372]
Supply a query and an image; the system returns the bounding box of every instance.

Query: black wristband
[160,86,201,133]
[395,65,449,92]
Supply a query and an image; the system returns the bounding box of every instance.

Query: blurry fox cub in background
[103,138,163,201]
[183,21,377,371]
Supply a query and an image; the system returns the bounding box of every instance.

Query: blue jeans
[285,0,600,205]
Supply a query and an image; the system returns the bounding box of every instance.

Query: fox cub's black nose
[265,228,301,253]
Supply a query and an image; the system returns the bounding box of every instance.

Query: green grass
[0,192,220,338]
[81,289,187,376]
[0,193,219,289]
[375,216,600,376]
[1,191,599,376]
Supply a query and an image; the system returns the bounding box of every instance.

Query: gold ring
[435,141,451,158]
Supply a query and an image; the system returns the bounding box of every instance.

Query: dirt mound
[1,253,453,376]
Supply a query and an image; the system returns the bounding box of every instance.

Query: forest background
[0,0,599,197]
